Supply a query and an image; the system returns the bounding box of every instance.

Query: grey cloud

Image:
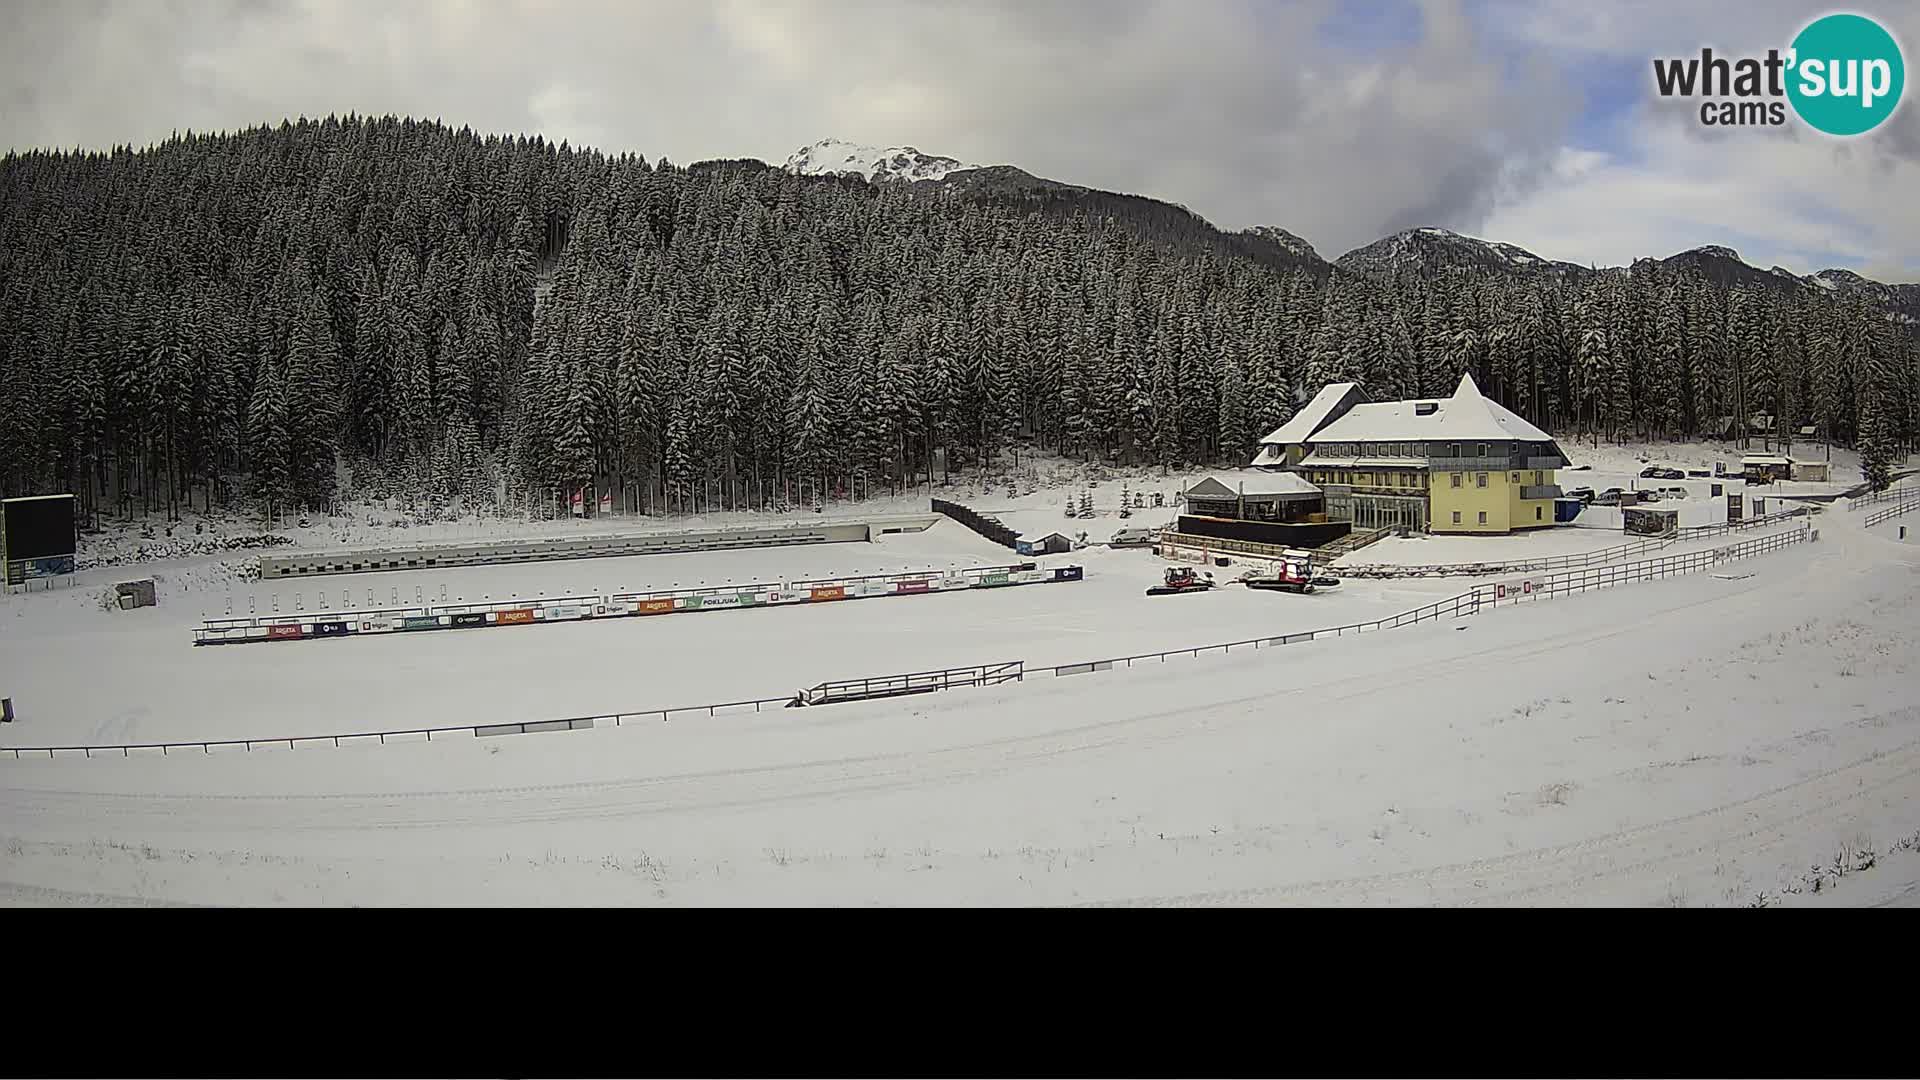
[5,0,1582,257]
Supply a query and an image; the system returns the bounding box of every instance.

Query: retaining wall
[256,515,940,579]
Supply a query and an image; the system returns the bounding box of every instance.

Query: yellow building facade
[1254,375,1567,535]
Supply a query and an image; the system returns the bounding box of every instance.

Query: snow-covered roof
[1184,474,1323,501]
[1017,531,1071,543]
[1258,383,1361,446]
[1249,445,1288,467]
[1307,373,1555,445]
[1742,454,1792,465]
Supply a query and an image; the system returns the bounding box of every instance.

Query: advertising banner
[5,555,76,586]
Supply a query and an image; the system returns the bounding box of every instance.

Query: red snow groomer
[1147,565,1216,596]
[1245,557,1316,594]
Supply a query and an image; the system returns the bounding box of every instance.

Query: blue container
[1554,498,1585,523]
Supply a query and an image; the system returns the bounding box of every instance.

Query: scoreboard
[2,494,77,586]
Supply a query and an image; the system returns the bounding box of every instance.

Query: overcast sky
[4,0,1916,280]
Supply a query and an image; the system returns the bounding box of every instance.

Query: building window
[1477,443,1487,457]
[1536,506,1543,521]
[1535,471,1543,484]
[1452,511,1461,524]
[1478,511,1488,525]
[1476,473,1488,488]
[1451,473,1462,488]
[1511,472,1521,483]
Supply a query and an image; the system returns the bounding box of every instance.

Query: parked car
[1640,466,1686,480]
[1567,464,1592,471]
[1109,526,1160,547]
[1564,486,1595,503]
[1660,486,1691,500]
[1592,487,1626,506]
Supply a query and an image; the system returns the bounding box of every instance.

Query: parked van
[1110,526,1161,547]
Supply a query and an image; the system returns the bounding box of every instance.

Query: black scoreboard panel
[3,495,78,584]
[2,495,77,561]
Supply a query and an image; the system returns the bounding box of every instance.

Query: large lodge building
[1249,373,1569,535]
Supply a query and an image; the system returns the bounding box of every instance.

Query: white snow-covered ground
[1558,437,1889,505]
[0,502,1912,907]
[1338,520,1728,568]
[2,519,1482,748]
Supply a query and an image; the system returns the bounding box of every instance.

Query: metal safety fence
[1849,480,1920,510]
[1863,498,1920,528]
[4,522,1814,762]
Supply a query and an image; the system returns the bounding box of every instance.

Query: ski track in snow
[2,459,1915,905]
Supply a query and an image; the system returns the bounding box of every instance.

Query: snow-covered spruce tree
[1648,281,1687,440]
[1573,286,1611,446]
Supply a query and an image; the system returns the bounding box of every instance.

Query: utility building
[1176,473,1348,549]
[1250,373,1569,535]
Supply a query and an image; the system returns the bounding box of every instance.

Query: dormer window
[1414,402,1438,416]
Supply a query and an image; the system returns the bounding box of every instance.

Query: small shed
[1790,460,1830,483]
[114,579,157,610]
[1742,455,1793,482]
[1015,531,1074,556]
[1623,506,1679,536]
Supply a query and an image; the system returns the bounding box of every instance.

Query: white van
[1110,526,1161,547]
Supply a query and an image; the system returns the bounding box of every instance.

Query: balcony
[1427,456,1513,474]
[1524,456,1568,471]
[1519,484,1563,500]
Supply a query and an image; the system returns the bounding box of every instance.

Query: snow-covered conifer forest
[2,115,1916,521]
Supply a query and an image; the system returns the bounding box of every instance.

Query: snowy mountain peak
[1335,226,1573,277]
[783,138,984,183]
[1686,244,1744,262]
[1240,225,1320,260]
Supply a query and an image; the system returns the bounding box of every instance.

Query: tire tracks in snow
[0,547,1825,836]
[1090,734,1920,907]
